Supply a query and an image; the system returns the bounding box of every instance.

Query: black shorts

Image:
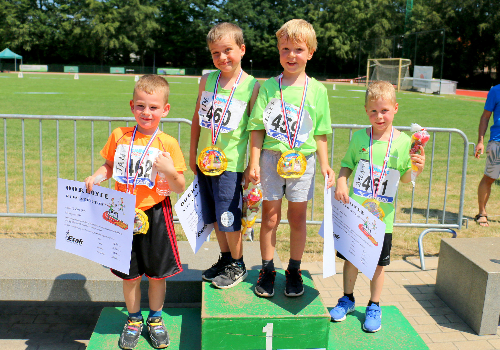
[111,197,183,280]
[197,166,243,232]
[336,233,393,267]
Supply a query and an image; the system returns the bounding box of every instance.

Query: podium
[201,270,330,350]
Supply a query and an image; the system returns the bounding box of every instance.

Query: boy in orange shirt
[85,75,186,349]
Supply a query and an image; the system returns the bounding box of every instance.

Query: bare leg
[369,265,385,303]
[148,278,166,312]
[123,278,142,314]
[287,201,308,261]
[213,223,230,253]
[478,174,495,222]
[259,199,282,261]
[343,260,359,294]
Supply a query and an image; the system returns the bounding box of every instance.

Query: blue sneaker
[330,296,355,322]
[363,304,382,332]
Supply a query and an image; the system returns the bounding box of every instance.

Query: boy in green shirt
[331,80,426,332]
[248,19,335,297]
[190,22,259,289]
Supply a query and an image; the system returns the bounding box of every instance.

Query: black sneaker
[285,269,304,297]
[212,261,248,289]
[255,269,276,297]
[147,316,170,349]
[202,254,231,282]
[119,316,143,349]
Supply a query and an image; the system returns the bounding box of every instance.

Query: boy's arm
[242,81,262,188]
[315,134,335,189]
[154,152,185,193]
[247,81,261,116]
[189,75,208,174]
[334,167,352,204]
[85,159,113,192]
[248,130,265,185]
[401,145,426,183]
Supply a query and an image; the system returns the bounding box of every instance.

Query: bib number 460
[207,105,231,126]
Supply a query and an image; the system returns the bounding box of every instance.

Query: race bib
[113,144,160,189]
[352,159,400,203]
[262,98,313,147]
[198,91,247,133]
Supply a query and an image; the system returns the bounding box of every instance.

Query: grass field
[0,72,498,263]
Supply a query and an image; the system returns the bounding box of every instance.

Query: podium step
[86,307,201,350]
[87,305,427,349]
[328,306,428,349]
[201,270,330,350]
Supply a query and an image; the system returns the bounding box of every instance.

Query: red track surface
[456,89,488,98]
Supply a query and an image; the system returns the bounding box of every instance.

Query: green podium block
[87,307,201,350]
[201,270,330,350]
[328,306,428,349]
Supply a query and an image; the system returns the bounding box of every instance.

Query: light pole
[249,59,253,76]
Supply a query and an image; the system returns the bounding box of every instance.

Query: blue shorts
[197,167,243,232]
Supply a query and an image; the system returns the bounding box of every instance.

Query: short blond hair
[133,74,170,104]
[207,22,244,47]
[276,19,317,52]
[365,81,396,105]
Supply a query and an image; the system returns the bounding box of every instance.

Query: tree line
[0,0,498,88]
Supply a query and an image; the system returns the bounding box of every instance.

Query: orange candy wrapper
[241,184,263,241]
[410,123,430,183]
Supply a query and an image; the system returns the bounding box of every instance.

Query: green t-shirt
[197,71,258,172]
[341,129,412,233]
[247,76,332,156]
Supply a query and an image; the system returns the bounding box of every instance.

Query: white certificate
[174,176,214,253]
[55,178,135,275]
[320,177,336,279]
[320,185,386,280]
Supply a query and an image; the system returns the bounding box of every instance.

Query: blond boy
[248,19,335,297]
[190,23,260,288]
[331,81,425,332]
[85,75,186,349]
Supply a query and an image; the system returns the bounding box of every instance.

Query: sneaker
[212,261,248,289]
[330,296,355,322]
[255,269,276,297]
[363,304,382,332]
[119,316,143,349]
[202,254,231,282]
[147,316,170,348]
[284,269,304,297]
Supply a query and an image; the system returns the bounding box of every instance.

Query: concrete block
[435,238,500,335]
[0,238,280,304]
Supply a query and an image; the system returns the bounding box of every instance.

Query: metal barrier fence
[1,115,468,269]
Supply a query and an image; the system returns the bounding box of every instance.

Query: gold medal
[362,198,385,220]
[277,150,307,178]
[197,146,228,176]
[133,208,149,235]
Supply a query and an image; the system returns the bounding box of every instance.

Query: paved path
[304,258,500,350]
[1,258,499,349]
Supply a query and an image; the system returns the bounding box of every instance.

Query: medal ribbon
[210,69,243,145]
[278,73,308,149]
[369,126,394,199]
[125,126,159,194]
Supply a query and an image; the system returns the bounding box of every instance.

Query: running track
[456,89,488,98]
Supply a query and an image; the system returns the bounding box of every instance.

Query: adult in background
[474,84,500,227]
